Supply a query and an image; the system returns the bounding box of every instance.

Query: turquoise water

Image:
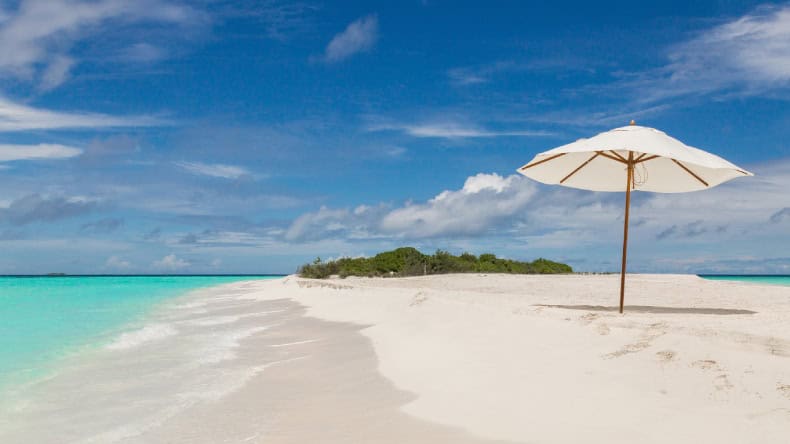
[0,275,279,392]
[699,275,790,286]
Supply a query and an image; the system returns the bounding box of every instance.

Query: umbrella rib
[560,152,600,184]
[596,151,628,164]
[671,159,709,187]
[519,153,566,170]
[635,154,660,164]
[609,150,628,162]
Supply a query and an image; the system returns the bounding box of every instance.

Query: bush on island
[297,247,572,279]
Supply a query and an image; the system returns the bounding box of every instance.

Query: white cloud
[0,96,167,131]
[285,174,538,241]
[446,61,515,86]
[523,104,672,128]
[152,253,190,270]
[0,0,201,90]
[0,193,100,225]
[105,255,131,269]
[118,43,168,63]
[370,121,551,138]
[323,14,378,63]
[285,205,390,241]
[628,4,790,101]
[174,161,251,179]
[447,68,488,86]
[280,157,790,273]
[0,143,82,161]
[38,54,75,91]
[245,1,318,40]
[380,173,538,238]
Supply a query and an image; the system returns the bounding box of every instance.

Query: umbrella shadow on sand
[535,304,756,315]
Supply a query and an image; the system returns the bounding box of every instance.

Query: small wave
[105,324,177,351]
[196,326,270,364]
[189,356,309,402]
[181,310,287,327]
[171,301,208,309]
[182,315,244,326]
[269,339,319,348]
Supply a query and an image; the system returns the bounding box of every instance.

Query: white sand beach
[255,274,790,443]
[2,274,789,443]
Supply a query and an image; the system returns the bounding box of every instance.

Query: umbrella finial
[629,120,636,126]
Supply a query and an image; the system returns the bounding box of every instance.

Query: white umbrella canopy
[517,122,753,313]
[519,124,752,192]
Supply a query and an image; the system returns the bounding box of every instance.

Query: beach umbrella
[516,121,752,313]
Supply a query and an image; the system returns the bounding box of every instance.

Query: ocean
[0,276,279,395]
[0,276,296,443]
[698,275,790,286]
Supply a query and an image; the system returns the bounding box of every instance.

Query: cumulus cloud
[285,173,538,241]
[0,143,82,161]
[280,157,788,273]
[105,255,131,269]
[322,14,378,62]
[152,253,190,270]
[0,194,99,225]
[380,174,537,238]
[174,161,251,179]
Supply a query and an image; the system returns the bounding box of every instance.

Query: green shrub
[298,248,573,279]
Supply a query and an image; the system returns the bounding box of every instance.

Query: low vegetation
[297,247,572,279]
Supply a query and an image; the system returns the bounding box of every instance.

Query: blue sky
[0,0,788,274]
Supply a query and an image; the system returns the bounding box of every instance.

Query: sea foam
[105,324,177,350]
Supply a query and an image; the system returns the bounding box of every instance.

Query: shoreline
[0,277,503,444]
[2,273,789,443]
[0,276,279,399]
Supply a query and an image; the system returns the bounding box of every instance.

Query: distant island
[298,247,572,279]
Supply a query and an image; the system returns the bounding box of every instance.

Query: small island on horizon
[298,247,572,279]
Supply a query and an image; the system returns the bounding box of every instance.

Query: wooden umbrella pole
[619,152,634,314]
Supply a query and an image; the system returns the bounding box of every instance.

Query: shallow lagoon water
[0,276,278,393]
[698,275,790,287]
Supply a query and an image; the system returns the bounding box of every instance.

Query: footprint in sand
[603,322,667,359]
[691,359,733,393]
[778,384,790,399]
[714,374,734,391]
[596,323,610,335]
[656,350,677,362]
[691,359,720,371]
[409,291,428,307]
[578,313,599,325]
